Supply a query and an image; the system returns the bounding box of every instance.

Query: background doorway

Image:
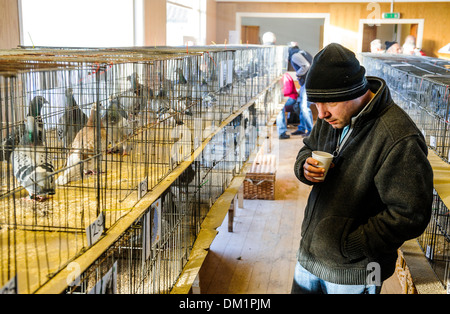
[241,25,260,45]
[362,23,419,52]
[241,17,324,54]
[236,13,330,56]
[358,19,424,53]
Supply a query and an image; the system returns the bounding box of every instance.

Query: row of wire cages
[417,190,450,290]
[361,53,450,291]
[361,53,450,162]
[63,89,282,295]
[0,45,287,294]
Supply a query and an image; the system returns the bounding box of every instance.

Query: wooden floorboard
[199,124,403,294]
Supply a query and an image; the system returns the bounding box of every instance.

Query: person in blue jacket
[288,45,314,136]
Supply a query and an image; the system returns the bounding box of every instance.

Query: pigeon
[127,72,153,120]
[201,92,217,110]
[177,161,197,186]
[156,97,186,126]
[56,102,107,185]
[154,86,195,125]
[156,101,183,125]
[174,68,192,98]
[168,161,198,219]
[234,66,251,85]
[57,88,88,147]
[199,79,217,109]
[101,97,133,155]
[27,96,47,142]
[218,83,232,94]
[176,96,194,116]
[1,96,48,162]
[0,124,24,162]
[11,115,55,201]
[176,68,188,84]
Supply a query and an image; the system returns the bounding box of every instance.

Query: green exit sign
[382,12,401,19]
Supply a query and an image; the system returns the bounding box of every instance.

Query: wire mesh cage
[362,53,450,163]
[0,45,287,294]
[361,53,450,292]
[62,82,281,295]
[417,190,450,289]
[421,76,450,161]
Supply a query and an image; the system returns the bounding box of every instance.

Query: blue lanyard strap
[333,125,351,157]
[340,125,350,144]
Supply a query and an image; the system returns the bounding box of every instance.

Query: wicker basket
[244,153,276,200]
[395,249,417,294]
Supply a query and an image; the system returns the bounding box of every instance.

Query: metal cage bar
[0,45,287,294]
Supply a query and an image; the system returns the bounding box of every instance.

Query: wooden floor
[199,124,403,294]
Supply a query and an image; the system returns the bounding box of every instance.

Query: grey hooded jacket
[294,77,433,285]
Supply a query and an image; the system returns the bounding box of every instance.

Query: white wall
[241,17,324,55]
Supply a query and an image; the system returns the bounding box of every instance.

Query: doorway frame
[235,12,331,46]
[357,18,425,53]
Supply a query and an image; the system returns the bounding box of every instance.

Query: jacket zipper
[333,125,354,158]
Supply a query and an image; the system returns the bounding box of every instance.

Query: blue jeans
[291,262,381,294]
[296,85,313,133]
[277,97,297,135]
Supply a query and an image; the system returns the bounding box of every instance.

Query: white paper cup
[311,151,334,181]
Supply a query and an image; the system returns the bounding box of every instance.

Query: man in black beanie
[292,43,433,294]
[385,41,402,54]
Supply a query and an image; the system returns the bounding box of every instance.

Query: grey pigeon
[154,87,194,125]
[26,95,47,144]
[57,88,88,147]
[127,72,153,119]
[1,96,48,162]
[176,68,188,84]
[0,123,24,162]
[155,92,186,126]
[199,79,217,109]
[11,115,55,201]
[56,102,107,186]
[101,97,133,155]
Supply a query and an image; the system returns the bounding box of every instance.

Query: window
[166,0,206,46]
[20,0,135,47]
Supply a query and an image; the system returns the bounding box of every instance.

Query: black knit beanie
[305,43,369,103]
[385,41,396,51]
